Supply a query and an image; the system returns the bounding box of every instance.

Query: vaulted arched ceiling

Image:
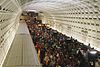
[0,0,100,54]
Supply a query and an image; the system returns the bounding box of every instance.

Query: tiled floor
[2,22,41,67]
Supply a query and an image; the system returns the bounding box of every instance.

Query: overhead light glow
[90,51,97,54]
[26,10,37,12]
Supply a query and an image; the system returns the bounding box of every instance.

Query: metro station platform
[2,22,41,67]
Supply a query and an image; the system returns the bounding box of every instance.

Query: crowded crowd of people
[26,21,100,67]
